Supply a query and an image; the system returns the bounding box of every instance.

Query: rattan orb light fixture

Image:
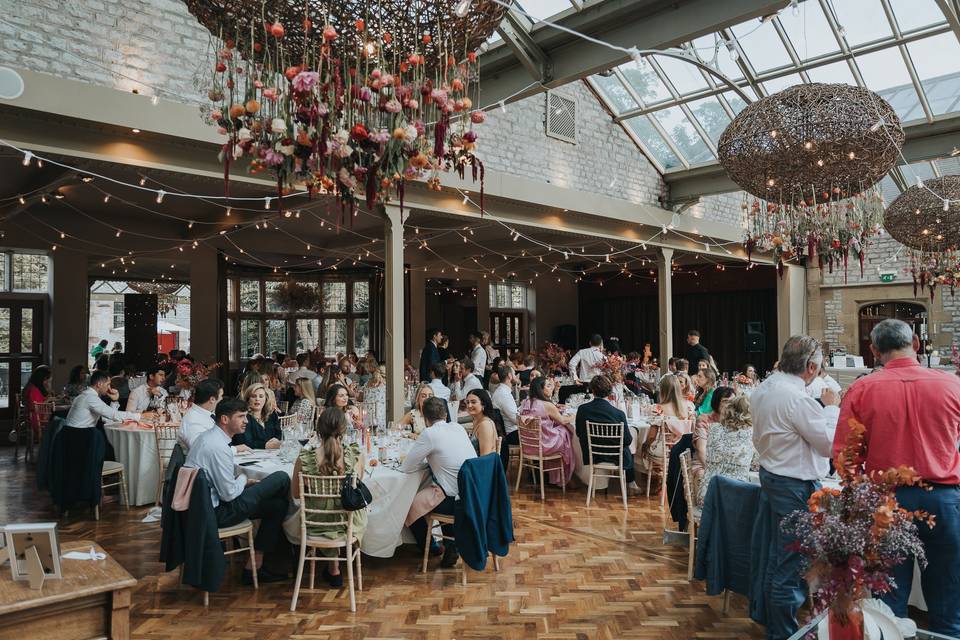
[883,177,960,252]
[718,83,904,204]
[182,0,507,68]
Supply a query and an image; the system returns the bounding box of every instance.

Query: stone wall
[685,191,746,228]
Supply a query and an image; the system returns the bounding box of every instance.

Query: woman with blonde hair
[643,374,695,457]
[233,382,282,449]
[693,394,754,505]
[676,371,695,403]
[399,382,433,434]
[289,377,317,433]
[287,407,367,587]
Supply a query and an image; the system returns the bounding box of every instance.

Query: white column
[777,263,807,346]
[381,204,405,422]
[658,248,674,377]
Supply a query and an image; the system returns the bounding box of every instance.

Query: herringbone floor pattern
[1,457,765,639]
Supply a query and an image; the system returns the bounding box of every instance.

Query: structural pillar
[476,279,490,333]
[382,204,405,423]
[190,244,219,363]
[657,248,674,377]
[776,263,807,348]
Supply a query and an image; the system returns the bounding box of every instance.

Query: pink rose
[292,71,320,92]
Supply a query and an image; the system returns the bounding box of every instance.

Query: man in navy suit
[419,327,443,382]
[574,374,638,493]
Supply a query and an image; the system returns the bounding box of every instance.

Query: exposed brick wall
[685,191,746,228]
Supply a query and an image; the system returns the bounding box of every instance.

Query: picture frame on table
[5,522,61,588]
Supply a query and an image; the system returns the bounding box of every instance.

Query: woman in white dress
[398,382,433,434]
[693,394,754,505]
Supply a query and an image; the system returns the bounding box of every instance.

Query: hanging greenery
[270,280,322,311]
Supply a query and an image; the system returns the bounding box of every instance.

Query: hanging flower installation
[182,0,507,215]
[719,83,904,276]
[883,176,960,299]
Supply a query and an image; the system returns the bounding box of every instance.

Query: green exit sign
[880,273,896,283]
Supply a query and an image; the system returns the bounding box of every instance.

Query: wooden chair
[96,461,129,520]
[678,450,701,580]
[188,519,257,607]
[585,420,627,510]
[153,424,180,506]
[277,400,289,415]
[290,473,363,612]
[11,393,30,463]
[279,414,299,431]
[514,416,565,501]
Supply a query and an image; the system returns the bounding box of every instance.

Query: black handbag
[340,473,372,511]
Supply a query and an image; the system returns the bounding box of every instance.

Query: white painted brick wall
[686,191,746,228]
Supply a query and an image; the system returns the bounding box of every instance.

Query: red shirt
[834,357,960,484]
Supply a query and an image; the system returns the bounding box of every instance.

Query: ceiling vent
[545,91,577,144]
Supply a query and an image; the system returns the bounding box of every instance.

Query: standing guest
[751,335,839,640]
[568,334,605,385]
[467,332,487,378]
[693,394,754,505]
[401,397,477,568]
[574,374,638,494]
[111,341,123,355]
[427,362,451,400]
[291,353,317,384]
[481,330,499,375]
[446,360,465,401]
[286,407,367,587]
[90,339,109,363]
[23,365,52,439]
[606,337,622,356]
[233,383,281,450]
[465,389,500,456]
[186,398,290,585]
[685,330,710,374]
[437,335,450,363]
[835,319,960,635]
[491,365,521,469]
[323,383,361,426]
[399,383,433,434]
[419,328,443,382]
[642,343,655,366]
[804,367,841,400]
[289,377,318,434]
[519,377,576,487]
[693,368,718,416]
[125,365,168,412]
[94,354,110,373]
[450,359,483,401]
[63,364,90,401]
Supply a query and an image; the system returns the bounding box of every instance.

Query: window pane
[777,3,839,61]
[510,284,524,308]
[805,61,857,84]
[0,362,9,408]
[11,254,48,292]
[591,73,638,114]
[322,282,346,313]
[620,65,671,104]
[265,281,286,312]
[655,54,709,95]
[761,73,804,96]
[240,319,261,358]
[20,362,32,386]
[722,91,752,115]
[689,34,744,81]
[907,33,960,116]
[240,280,260,312]
[323,319,346,355]
[353,280,369,312]
[732,20,792,72]
[830,0,891,46]
[516,0,573,22]
[228,318,235,361]
[888,0,947,33]
[296,319,320,353]
[858,47,923,121]
[353,318,370,353]
[624,116,682,169]
[0,256,6,292]
[687,97,731,145]
[226,278,235,312]
[0,308,9,352]
[296,282,320,312]
[113,301,125,329]
[266,319,287,354]
[21,308,32,353]
[651,107,714,164]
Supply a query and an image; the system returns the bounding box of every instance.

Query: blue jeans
[759,468,819,640]
[883,485,960,636]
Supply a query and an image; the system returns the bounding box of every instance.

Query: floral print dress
[695,423,754,505]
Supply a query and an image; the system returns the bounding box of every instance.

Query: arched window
[858,302,925,367]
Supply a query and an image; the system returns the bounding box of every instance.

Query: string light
[21,151,32,166]
[155,190,165,203]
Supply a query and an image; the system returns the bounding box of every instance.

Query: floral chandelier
[183,0,507,215]
[883,176,960,299]
[719,83,904,276]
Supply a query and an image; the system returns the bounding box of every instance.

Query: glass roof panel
[887,0,947,33]
[689,34,744,81]
[934,156,960,176]
[877,174,901,206]
[777,2,840,61]
[805,60,857,84]
[761,73,805,95]
[905,160,937,183]
[855,47,924,121]
[621,65,671,105]
[655,54,710,95]
[828,0,891,46]
[731,19,792,72]
[591,74,638,114]
[722,91,751,114]
[906,33,960,116]
[687,96,732,145]
[651,107,714,164]
[516,0,575,23]
[624,117,682,170]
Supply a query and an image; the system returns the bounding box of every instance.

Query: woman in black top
[233,382,281,449]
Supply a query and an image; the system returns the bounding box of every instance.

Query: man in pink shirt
[835,319,960,635]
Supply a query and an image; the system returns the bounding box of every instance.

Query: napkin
[62,547,106,561]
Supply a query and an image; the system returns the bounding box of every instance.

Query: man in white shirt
[125,364,168,412]
[401,396,477,567]
[177,378,251,454]
[427,362,451,400]
[290,353,317,383]
[750,335,840,640]
[804,368,842,400]
[449,359,483,400]
[185,398,290,585]
[491,365,520,468]
[468,332,487,376]
[568,334,605,384]
[65,370,145,429]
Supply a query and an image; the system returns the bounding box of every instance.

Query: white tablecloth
[104,424,159,506]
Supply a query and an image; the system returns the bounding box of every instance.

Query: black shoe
[425,539,443,557]
[440,545,459,568]
[242,567,287,585]
[322,566,344,588]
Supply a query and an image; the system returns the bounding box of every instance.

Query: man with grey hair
[835,318,960,635]
[750,335,840,640]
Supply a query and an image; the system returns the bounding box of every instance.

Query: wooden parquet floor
[0,457,766,639]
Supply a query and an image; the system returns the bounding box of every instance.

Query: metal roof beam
[495,8,553,84]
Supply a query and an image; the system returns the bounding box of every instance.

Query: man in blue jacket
[418,327,443,382]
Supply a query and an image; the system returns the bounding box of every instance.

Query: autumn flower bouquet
[599,353,626,382]
[783,419,932,638]
[538,342,567,374]
[174,360,221,390]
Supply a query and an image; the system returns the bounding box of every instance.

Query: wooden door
[490,311,525,358]
[858,302,924,368]
[0,299,44,418]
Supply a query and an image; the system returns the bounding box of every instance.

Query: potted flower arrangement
[783,419,932,639]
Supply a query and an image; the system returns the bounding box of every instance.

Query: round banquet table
[104,423,160,506]
[236,438,430,558]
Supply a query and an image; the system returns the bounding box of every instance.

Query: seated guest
[427,362,451,400]
[693,394,754,505]
[574,374,637,494]
[233,383,281,450]
[667,357,678,373]
[323,383,361,426]
[693,368,717,415]
[109,361,132,408]
[487,356,504,393]
[401,397,477,568]
[491,365,521,469]
[185,398,290,584]
[446,360,464,400]
[359,366,386,405]
[125,364,168,412]
[65,370,146,428]
[94,354,110,373]
[519,376,576,487]
[357,357,378,387]
[742,364,759,385]
[291,353,317,383]
[289,377,318,433]
[286,407,368,587]
[63,364,89,401]
[517,355,537,386]
[399,383,433,434]
[654,374,696,439]
[450,359,483,401]
[23,365,52,439]
[674,358,690,374]
[178,378,249,452]
[334,357,360,397]
[465,389,500,456]
[238,370,262,396]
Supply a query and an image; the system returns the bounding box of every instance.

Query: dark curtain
[577,294,658,353]
[124,293,158,371]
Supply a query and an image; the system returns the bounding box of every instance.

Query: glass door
[490,311,525,358]
[0,299,44,418]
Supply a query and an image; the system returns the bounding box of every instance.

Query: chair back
[585,420,624,467]
[154,424,180,468]
[34,400,55,428]
[516,415,543,458]
[447,399,460,424]
[298,473,352,541]
[279,414,299,431]
[678,449,696,518]
[277,400,289,415]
